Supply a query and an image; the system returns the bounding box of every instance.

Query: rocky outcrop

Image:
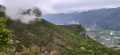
[79,27,89,38]
[0,5,6,12]
[70,24,89,38]
[0,5,5,17]
[22,7,42,17]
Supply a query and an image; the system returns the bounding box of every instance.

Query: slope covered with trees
[0,12,120,55]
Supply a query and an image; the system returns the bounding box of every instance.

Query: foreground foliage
[0,17,11,47]
[0,44,60,55]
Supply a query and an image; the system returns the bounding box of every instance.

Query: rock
[50,50,60,55]
[79,27,89,38]
[22,7,42,17]
[0,5,6,12]
[10,39,20,44]
[81,47,85,50]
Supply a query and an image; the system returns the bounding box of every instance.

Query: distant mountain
[43,7,120,30]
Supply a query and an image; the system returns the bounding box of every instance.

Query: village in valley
[86,25,120,50]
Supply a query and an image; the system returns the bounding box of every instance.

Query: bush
[0,17,11,47]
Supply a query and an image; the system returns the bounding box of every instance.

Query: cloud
[2,0,120,14]
[0,0,4,5]
[2,0,57,23]
[52,0,120,13]
[68,20,79,25]
[3,0,56,14]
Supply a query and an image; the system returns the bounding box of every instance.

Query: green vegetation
[0,44,60,55]
[0,17,11,47]
[0,12,5,17]
[58,25,120,55]
[0,12,120,55]
[5,19,120,55]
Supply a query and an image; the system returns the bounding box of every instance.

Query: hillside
[3,19,120,55]
[0,12,120,55]
[43,7,120,30]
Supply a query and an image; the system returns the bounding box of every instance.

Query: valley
[86,25,120,49]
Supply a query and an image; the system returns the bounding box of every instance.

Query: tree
[0,17,11,47]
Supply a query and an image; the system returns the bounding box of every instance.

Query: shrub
[0,17,11,47]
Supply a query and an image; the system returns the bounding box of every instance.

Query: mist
[68,20,79,25]
[2,0,55,23]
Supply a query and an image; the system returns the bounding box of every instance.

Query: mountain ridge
[43,7,120,30]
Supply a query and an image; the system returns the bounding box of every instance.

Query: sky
[0,0,120,14]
